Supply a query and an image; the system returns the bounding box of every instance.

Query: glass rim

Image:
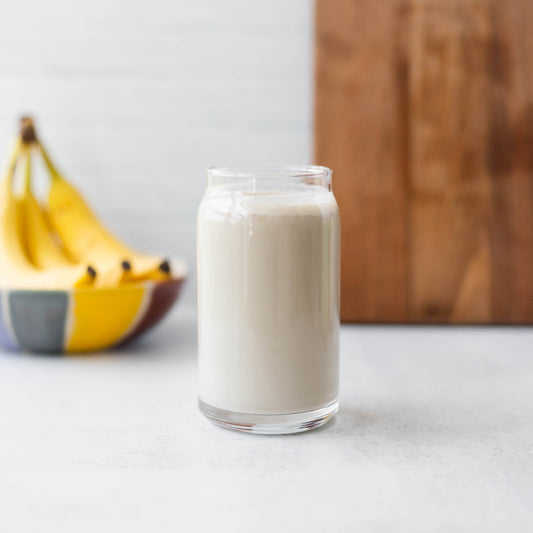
[206,164,332,180]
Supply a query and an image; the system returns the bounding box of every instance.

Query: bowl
[0,260,186,354]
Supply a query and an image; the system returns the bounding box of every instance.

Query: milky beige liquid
[197,187,340,415]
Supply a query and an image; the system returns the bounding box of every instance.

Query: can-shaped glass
[197,165,340,434]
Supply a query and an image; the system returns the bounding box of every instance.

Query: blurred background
[0,0,313,307]
[2,0,533,326]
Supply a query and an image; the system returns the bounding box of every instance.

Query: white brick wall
[0,0,313,305]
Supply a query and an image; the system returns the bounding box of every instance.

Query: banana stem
[5,138,22,177]
[38,141,61,181]
[16,116,61,183]
[4,138,23,193]
[23,148,31,195]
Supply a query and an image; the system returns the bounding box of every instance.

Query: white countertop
[1,306,532,532]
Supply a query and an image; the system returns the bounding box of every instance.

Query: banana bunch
[0,117,172,290]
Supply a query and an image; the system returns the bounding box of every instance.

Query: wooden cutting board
[315,0,533,324]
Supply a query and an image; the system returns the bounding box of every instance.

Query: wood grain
[315,0,533,323]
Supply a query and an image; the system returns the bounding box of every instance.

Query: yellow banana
[0,141,96,290]
[19,148,74,270]
[38,141,171,286]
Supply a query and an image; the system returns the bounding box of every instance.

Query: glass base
[198,398,338,435]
